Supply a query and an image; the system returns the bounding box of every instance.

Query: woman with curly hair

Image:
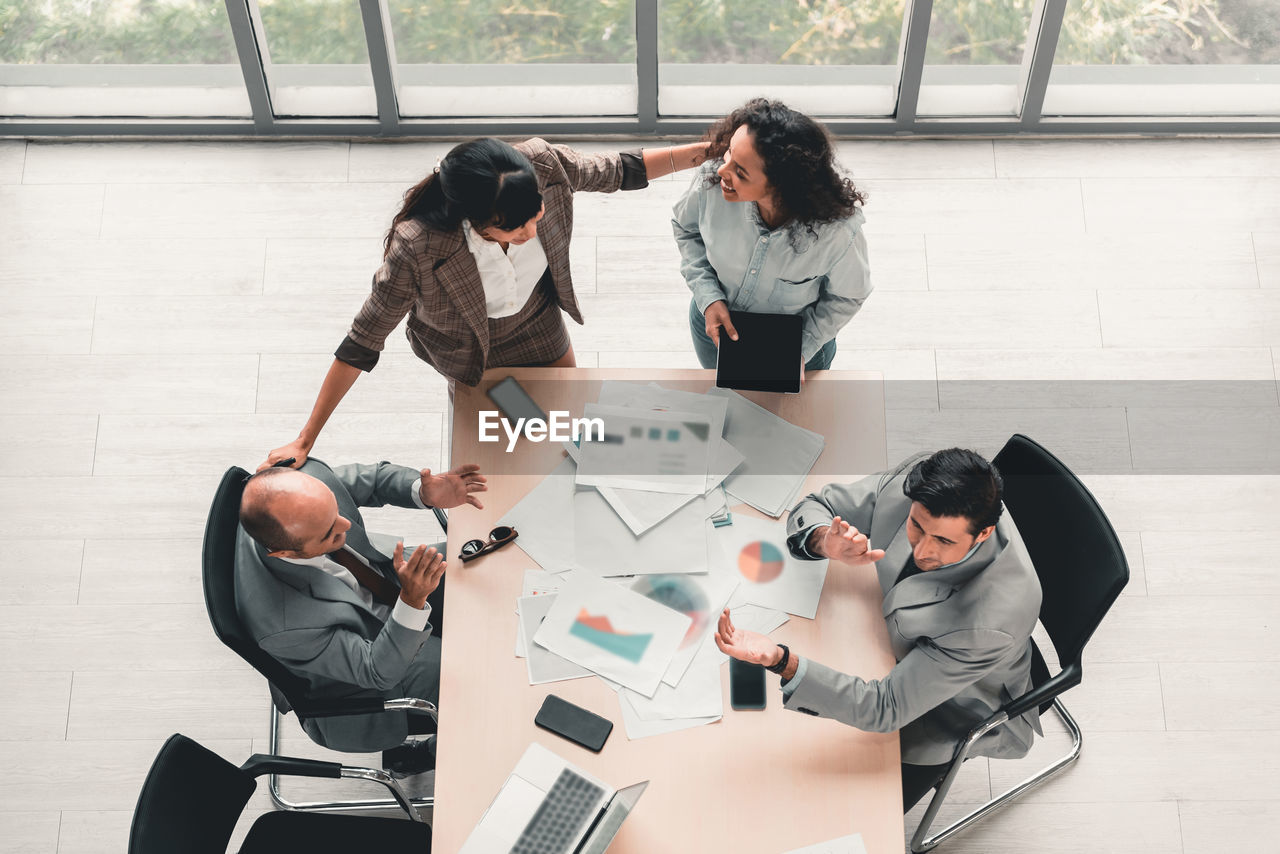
[673,99,871,377]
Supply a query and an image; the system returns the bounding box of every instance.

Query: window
[0,0,250,118]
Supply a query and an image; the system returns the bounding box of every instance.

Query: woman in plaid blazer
[263,137,707,471]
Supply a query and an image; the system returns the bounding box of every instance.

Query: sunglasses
[459,526,518,563]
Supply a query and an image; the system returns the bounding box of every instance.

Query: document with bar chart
[532,574,692,697]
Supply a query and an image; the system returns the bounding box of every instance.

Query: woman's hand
[703,301,739,349]
[259,438,310,471]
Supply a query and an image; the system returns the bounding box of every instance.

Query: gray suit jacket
[783,454,1044,765]
[234,459,439,752]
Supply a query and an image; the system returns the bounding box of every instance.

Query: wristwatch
[765,643,790,675]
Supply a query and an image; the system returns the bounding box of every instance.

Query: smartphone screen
[729,658,767,710]
[534,694,613,752]
[487,376,547,424]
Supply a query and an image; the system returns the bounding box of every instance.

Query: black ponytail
[383,138,542,257]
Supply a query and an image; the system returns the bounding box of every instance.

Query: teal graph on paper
[570,609,653,663]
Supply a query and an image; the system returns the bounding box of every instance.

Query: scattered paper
[500,458,579,573]
[573,489,711,577]
[630,572,738,686]
[532,574,692,698]
[575,404,712,495]
[712,516,828,619]
[617,690,720,740]
[518,594,594,685]
[622,638,724,721]
[782,834,868,854]
[502,458,714,577]
[708,388,824,517]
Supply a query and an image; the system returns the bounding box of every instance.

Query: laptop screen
[576,781,650,854]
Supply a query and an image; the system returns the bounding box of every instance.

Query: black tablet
[715,310,804,394]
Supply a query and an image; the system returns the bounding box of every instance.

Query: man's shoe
[382,736,436,778]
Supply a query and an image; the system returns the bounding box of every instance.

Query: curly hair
[704,98,865,247]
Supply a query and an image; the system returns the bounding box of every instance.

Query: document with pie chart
[712,516,828,619]
[532,573,692,697]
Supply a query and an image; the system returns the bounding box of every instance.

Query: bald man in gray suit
[715,448,1042,811]
[236,458,485,775]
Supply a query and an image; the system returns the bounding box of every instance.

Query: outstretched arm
[261,358,361,470]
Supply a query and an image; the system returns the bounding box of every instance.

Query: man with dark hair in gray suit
[236,458,486,776]
[715,448,1042,811]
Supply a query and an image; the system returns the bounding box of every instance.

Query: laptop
[459,742,649,854]
[715,310,804,394]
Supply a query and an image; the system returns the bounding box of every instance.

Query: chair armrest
[385,697,439,722]
[293,697,386,718]
[241,756,425,822]
[295,696,438,719]
[239,754,342,780]
[1002,663,1081,720]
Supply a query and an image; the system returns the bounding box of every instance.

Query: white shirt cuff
[390,597,432,632]
[410,478,428,509]
[780,657,809,698]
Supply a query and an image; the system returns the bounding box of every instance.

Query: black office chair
[202,465,443,815]
[128,733,431,854]
[909,434,1130,852]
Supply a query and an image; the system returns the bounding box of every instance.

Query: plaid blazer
[343,139,645,387]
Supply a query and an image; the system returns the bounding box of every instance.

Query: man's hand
[703,300,738,349]
[818,516,885,565]
[393,541,446,609]
[714,608,782,667]
[419,464,488,510]
[259,438,310,471]
[800,354,806,386]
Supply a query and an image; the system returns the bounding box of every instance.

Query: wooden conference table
[433,368,900,854]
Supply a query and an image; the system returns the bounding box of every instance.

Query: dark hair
[383,138,543,257]
[704,98,865,246]
[903,448,1004,536]
[239,468,303,553]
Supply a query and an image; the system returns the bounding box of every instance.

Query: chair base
[267,704,435,817]
[909,698,1082,853]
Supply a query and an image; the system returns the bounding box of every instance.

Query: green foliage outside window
[0,0,1274,66]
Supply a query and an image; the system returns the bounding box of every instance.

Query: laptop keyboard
[511,768,606,854]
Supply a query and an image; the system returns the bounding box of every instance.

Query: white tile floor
[1,136,1277,853]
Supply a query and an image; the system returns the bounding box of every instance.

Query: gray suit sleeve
[258,616,432,693]
[782,629,1019,733]
[785,474,883,558]
[785,453,931,558]
[333,462,421,509]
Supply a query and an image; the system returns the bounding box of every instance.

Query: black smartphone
[534,694,613,753]
[487,376,547,424]
[729,658,768,710]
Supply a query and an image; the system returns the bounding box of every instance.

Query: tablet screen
[715,311,804,394]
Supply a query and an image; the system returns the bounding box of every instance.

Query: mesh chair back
[993,435,1129,671]
[128,734,255,854]
[202,466,314,713]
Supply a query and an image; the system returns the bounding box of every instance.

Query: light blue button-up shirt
[672,164,873,361]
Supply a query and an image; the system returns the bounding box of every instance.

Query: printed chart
[569,609,654,664]
[713,516,829,619]
[532,574,692,697]
[737,540,785,584]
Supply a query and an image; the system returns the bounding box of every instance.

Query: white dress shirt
[462,219,549,318]
[279,546,431,632]
[277,477,434,632]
